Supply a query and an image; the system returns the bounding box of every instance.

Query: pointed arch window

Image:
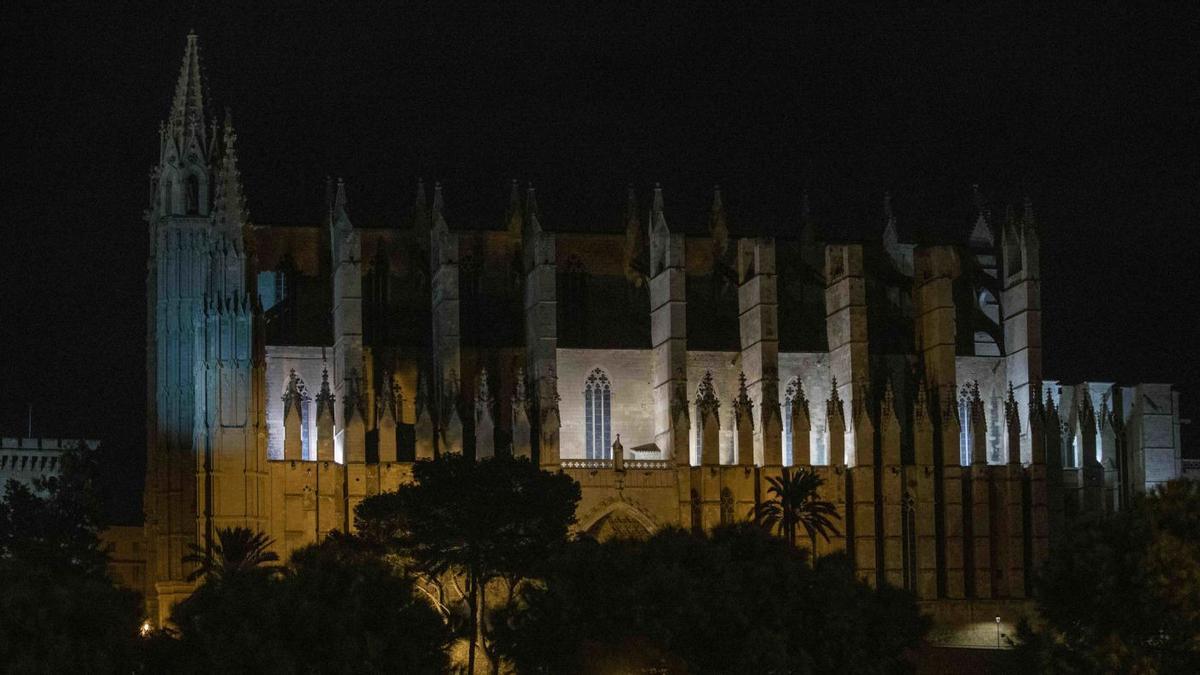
[274,263,288,305]
[584,369,612,459]
[186,175,200,215]
[719,488,735,525]
[901,492,917,592]
[959,398,972,466]
[300,397,312,460]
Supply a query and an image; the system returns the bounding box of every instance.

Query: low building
[0,436,98,498]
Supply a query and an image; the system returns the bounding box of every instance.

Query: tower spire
[432,182,446,225]
[524,183,541,234]
[212,110,246,232]
[968,184,994,248]
[650,183,665,222]
[167,31,207,154]
[505,179,523,239]
[882,191,898,241]
[332,178,351,229]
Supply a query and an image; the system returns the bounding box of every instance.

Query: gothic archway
[580,498,658,541]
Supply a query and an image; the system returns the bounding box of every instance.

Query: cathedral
[139,33,1184,627]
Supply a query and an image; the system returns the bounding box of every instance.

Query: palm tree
[183,526,281,583]
[753,468,841,556]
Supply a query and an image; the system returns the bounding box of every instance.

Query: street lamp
[995,616,1001,648]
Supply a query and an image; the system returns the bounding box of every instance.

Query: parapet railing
[560,459,673,471]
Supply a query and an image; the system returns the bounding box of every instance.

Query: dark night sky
[2,3,1197,520]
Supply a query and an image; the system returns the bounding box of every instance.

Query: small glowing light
[995,616,1000,623]
[140,620,153,637]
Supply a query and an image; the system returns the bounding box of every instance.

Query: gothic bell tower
[144,32,266,624]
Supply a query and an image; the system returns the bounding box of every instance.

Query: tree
[1012,479,1200,673]
[355,453,581,674]
[753,467,841,553]
[492,523,927,674]
[0,442,141,672]
[167,533,450,673]
[182,526,281,583]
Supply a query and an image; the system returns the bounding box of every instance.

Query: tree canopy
[1013,479,1200,673]
[182,526,281,583]
[492,523,928,674]
[754,468,841,552]
[354,453,582,673]
[163,532,451,674]
[0,442,141,673]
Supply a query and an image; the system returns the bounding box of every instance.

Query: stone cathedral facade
[140,34,1183,625]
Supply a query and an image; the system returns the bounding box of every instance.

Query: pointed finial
[282,369,303,417]
[477,368,492,403]
[525,182,538,216]
[432,182,444,214]
[334,177,348,217]
[827,377,845,425]
[915,376,929,420]
[316,362,335,417]
[513,366,527,402]
[883,191,894,221]
[696,370,718,404]
[1005,382,1020,426]
[968,185,994,247]
[651,183,664,213]
[734,371,752,407]
[504,179,523,237]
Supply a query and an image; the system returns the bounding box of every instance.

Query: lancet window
[959,398,972,465]
[186,175,200,215]
[719,488,735,525]
[584,369,612,459]
[901,492,917,592]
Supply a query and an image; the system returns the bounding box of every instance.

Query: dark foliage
[1011,479,1200,673]
[166,532,450,674]
[492,523,928,674]
[753,468,841,552]
[0,442,141,673]
[355,453,581,673]
[182,525,281,583]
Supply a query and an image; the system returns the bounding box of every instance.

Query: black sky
[2,3,1197,520]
